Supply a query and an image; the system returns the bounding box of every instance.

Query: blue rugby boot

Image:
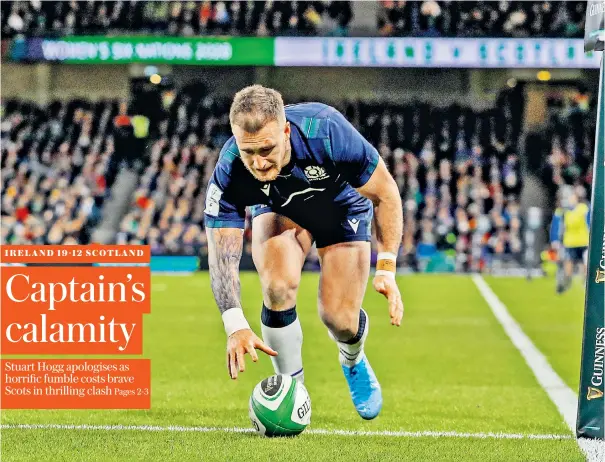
[341,352,383,420]
[330,308,383,420]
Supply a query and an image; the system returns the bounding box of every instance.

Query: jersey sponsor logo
[347,218,360,234]
[281,188,326,207]
[596,269,605,283]
[304,165,329,181]
[261,184,271,196]
[204,184,222,216]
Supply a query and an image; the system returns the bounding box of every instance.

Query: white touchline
[473,275,605,462]
[0,424,571,440]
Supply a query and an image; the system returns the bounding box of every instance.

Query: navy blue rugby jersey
[203,102,380,234]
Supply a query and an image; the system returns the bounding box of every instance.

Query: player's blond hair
[229,85,286,133]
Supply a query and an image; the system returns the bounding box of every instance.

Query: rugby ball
[249,374,311,437]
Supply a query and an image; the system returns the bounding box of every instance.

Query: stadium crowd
[1,99,115,247]
[541,87,596,200]
[377,1,586,38]
[1,0,353,37]
[0,0,598,277]
[1,1,586,38]
[1,82,542,272]
[347,89,525,272]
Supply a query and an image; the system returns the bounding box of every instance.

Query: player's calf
[325,308,368,366]
[319,307,359,344]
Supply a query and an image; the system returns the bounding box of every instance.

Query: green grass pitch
[1,273,588,461]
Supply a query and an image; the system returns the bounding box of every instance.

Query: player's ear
[284,121,291,136]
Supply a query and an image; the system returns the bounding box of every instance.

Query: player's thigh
[317,241,371,333]
[252,212,313,310]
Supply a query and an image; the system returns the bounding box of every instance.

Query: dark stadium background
[0,1,599,275]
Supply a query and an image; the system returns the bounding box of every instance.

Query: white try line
[0,423,572,440]
[472,275,604,462]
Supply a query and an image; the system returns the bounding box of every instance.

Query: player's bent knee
[263,278,299,310]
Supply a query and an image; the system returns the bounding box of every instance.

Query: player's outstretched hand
[373,275,404,326]
[226,329,278,380]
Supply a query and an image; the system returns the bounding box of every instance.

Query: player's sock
[335,308,368,367]
[261,304,304,383]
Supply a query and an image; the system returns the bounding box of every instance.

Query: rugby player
[204,85,404,420]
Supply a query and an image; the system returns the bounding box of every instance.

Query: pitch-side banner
[576,57,605,439]
[10,36,274,65]
[8,36,604,68]
[274,37,601,68]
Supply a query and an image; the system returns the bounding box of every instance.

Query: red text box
[1,266,151,313]
[1,266,150,355]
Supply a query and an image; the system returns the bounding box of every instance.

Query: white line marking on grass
[0,424,572,440]
[472,275,577,428]
[473,275,604,462]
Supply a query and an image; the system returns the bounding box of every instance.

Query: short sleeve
[328,108,380,188]
[203,145,246,229]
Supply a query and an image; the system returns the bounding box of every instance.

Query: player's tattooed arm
[357,157,403,254]
[206,227,244,314]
